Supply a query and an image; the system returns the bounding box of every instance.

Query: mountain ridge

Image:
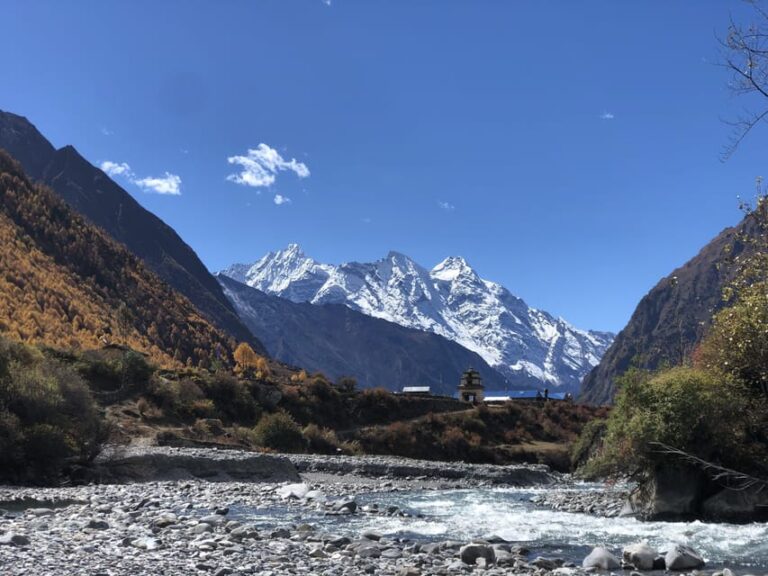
[218,274,510,395]
[0,110,265,354]
[223,244,614,392]
[580,214,756,404]
[0,149,235,367]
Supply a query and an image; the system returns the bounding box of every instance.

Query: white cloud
[361,217,372,224]
[100,160,181,195]
[227,143,310,189]
[322,0,331,5]
[100,161,133,178]
[135,173,182,196]
[273,194,292,206]
[101,127,114,136]
[438,201,456,212]
[600,111,615,120]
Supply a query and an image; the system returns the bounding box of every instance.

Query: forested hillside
[0,110,263,353]
[0,150,234,368]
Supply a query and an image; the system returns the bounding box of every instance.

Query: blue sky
[1,1,765,332]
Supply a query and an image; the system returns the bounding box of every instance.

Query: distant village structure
[458,368,484,404]
[399,367,570,404]
[401,386,431,396]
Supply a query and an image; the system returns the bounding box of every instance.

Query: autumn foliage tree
[233,342,270,378]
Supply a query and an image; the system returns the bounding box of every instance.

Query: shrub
[305,377,335,402]
[337,376,357,393]
[354,387,398,423]
[570,418,607,474]
[302,423,342,454]
[136,397,150,416]
[696,279,768,395]
[23,423,69,479]
[252,411,306,453]
[200,373,261,423]
[290,370,308,383]
[589,367,749,478]
[121,351,153,385]
[0,338,105,483]
[0,411,23,477]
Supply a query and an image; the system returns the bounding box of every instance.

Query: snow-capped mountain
[221,244,614,391]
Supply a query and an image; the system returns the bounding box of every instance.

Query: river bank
[0,448,764,576]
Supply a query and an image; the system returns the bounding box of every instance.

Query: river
[230,485,768,570]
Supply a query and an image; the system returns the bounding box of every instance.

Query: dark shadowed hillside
[0,110,264,354]
[218,274,509,395]
[580,215,756,405]
[0,150,235,367]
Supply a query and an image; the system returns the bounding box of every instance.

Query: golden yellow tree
[233,342,259,374]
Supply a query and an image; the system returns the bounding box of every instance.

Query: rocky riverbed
[0,448,762,576]
[531,483,630,518]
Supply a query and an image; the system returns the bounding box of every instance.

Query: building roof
[402,386,431,393]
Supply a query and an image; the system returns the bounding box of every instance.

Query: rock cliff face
[623,465,768,523]
[218,274,509,395]
[0,110,263,353]
[224,245,613,392]
[580,215,756,405]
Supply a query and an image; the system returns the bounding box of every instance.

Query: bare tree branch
[719,2,768,159]
[650,441,768,491]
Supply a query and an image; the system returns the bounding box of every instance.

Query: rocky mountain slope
[0,110,264,354]
[0,150,235,367]
[223,245,614,392]
[580,215,756,405]
[218,274,508,395]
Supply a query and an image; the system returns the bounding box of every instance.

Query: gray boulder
[0,533,30,546]
[131,537,161,551]
[152,512,178,528]
[665,544,705,570]
[460,543,496,565]
[702,485,768,522]
[277,483,309,500]
[85,519,109,530]
[582,546,621,570]
[624,467,704,520]
[333,498,357,513]
[532,557,559,570]
[622,542,657,570]
[199,514,226,526]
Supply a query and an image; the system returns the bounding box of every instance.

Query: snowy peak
[222,247,615,392]
[221,244,332,303]
[431,256,474,282]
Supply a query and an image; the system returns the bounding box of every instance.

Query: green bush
[0,337,105,483]
[696,279,768,396]
[252,411,306,453]
[23,423,69,478]
[302,423,342,454]
[201,373,261,423]
[305,377,336,402]
[570,418,607,474]
[588,367,749,478]
[353,387,398,423]
[0,410,24,474]
[121,351,153,385]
